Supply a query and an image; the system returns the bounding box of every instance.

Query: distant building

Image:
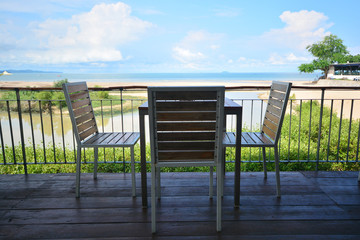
[328,62,360,80]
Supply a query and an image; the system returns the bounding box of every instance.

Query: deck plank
[0,171,359,239]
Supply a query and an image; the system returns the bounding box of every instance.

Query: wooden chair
[223,81,292,197]
[148,86,225,233]
[63,82,140,198]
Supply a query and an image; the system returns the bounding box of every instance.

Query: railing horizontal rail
[1,85,360,91]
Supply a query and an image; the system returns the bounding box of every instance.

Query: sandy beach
[1,78,360,89]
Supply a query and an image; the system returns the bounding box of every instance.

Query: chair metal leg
[274,146,281,198]
[219,151,225,197]
[93,147,98,180]
[130,146,136,197]
[75,146,81,198]
[262,147,267,179]
[209,166,213,198]
[216,162,222,232]
[151,165,157,233]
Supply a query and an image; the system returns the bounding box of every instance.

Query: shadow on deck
[1,171,360,239]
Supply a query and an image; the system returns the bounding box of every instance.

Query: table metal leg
[234,109,242,207]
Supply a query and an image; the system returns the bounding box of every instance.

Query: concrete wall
[327,74,359,80]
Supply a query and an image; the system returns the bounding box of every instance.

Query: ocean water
[0,72,319,83]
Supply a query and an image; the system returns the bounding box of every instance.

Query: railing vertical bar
[0,116,6,164]
[49,100,56,163]
[307,100,312,161]
[297,100,302,162]
[287,99,292,161]
[250,100,253,131]
[60,103,67,163]
[101,100,104,132]
[241,99,249,161]
[15,89,27,173]
[39,101,47,163]
[356,114,360,162]
[120,88,125,171]
[111,100,115,162]
[326,100,334,162]
[7,101,16,164]
[336,100,344,162]
[28,100,37,164]
[346,99,354,162]
[83,148,86,164]
[260,100,264,161]
[241,99,244,160]
[249,100,253,161]
[260,99,264,124]
[109,100,115,162]
[101,99,105,162]
[111,100,114,131]
[120,89,124,133]
[316,88,325,170]
[131,99,134,132]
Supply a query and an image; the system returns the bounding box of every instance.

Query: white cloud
[172,30,224,69]
[0,2,153,64]
[262,10,332,50]
[286,53,311,62]
[268,52,312,65]
[269,53,286,65]
[172,47,205,63]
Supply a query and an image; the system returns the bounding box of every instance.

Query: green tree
[299,34,349,78]
[53,78,68,88]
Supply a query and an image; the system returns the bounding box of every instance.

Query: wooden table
[138,97,242,207]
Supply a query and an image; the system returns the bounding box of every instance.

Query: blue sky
[0,0,359,73]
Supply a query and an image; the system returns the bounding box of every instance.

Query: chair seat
[223,132,275,147]
[82,132,140,147]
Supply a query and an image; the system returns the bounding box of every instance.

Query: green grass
[1,142,359,174]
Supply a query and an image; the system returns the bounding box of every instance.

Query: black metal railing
[0,85,359,174]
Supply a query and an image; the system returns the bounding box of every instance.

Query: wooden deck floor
[1,171,360,239]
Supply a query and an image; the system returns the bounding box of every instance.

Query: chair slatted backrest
[63,82,98,144]
[148,86,225,164]
[261,81,292,143]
